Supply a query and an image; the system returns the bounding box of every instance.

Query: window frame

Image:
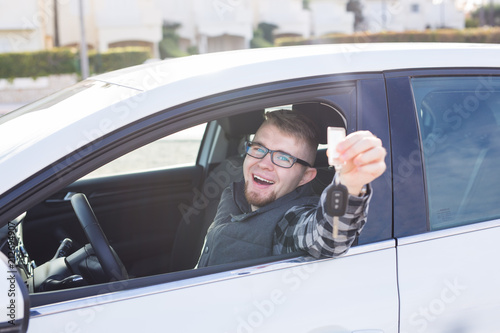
[387,68,500,238]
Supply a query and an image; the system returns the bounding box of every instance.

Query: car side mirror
[0,251,29,333]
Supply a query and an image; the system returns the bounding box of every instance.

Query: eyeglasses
[245,141,312,168]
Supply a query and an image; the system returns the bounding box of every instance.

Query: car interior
[1,101,348,300]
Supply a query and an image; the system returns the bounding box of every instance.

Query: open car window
[13,102,346,299]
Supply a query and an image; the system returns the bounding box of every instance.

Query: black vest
[197,180,317,267]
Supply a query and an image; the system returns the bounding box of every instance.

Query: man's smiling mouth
[253,175,275,185]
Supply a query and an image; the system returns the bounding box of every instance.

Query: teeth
[254,175,274,184]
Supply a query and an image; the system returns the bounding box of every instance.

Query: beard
[244,180,277,209]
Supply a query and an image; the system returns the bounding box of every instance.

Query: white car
[1,43,499,333]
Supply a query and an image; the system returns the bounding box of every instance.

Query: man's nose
[258,152,275,170]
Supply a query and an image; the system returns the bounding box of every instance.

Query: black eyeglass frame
[245,141,313,168]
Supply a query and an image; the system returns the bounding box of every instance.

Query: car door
[388,70,500,332]
[23,74,398,332]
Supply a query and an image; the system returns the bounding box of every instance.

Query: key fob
[326,183,348,217]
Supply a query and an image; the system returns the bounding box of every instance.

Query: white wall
[56,0,162,55]
[95,0,162,55]
[310,0,355,35]
[193,0,254,52]
[0,0,48,52]
[256,0,311,37]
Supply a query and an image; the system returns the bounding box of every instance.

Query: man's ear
[299,167,317,186]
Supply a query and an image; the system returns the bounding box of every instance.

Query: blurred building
[363,0,465,32]
[158,0,254,54]
[0,0,466,56]
[0,0,54,52]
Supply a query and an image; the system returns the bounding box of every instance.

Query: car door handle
[45,192,78,203]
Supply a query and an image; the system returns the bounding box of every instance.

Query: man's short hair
[263,110,319,164]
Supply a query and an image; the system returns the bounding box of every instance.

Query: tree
[250,22,278,48]
[466,4,500,28]
[346,0,365,31]
[159,22,196,59]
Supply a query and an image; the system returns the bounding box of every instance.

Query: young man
[197,110,386,267]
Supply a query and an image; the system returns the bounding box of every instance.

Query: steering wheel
[70,193,128,281]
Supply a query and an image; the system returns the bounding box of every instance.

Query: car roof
[1,43,500,196]
[94,43,500,92]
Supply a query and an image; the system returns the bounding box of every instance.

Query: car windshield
[0,80,142,195]
[0,80,140,156]
[0,81,94,125]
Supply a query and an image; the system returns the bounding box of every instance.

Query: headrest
[217,110,265,139]
[292,103,346,144]
[217,103,345,144]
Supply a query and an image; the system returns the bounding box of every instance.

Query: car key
[327,127,347,238]
[326,173,348,237]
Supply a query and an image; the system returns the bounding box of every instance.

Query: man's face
[243,123,316,211]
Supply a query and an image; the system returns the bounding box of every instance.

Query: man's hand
[328,130,387,196]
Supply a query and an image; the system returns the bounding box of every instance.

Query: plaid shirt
[273,182,371,258]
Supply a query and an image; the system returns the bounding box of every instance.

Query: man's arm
[273,184,371,258]
[274,130,384,258]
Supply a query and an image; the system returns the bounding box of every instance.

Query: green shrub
[88,47,151,73]
[250,36,274,48]
[0,47,151,79]
[0,48,75,79]
[159,38,189,58]
[158,22,190,59]
[276,27,500,46]
[251,22,278,48]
